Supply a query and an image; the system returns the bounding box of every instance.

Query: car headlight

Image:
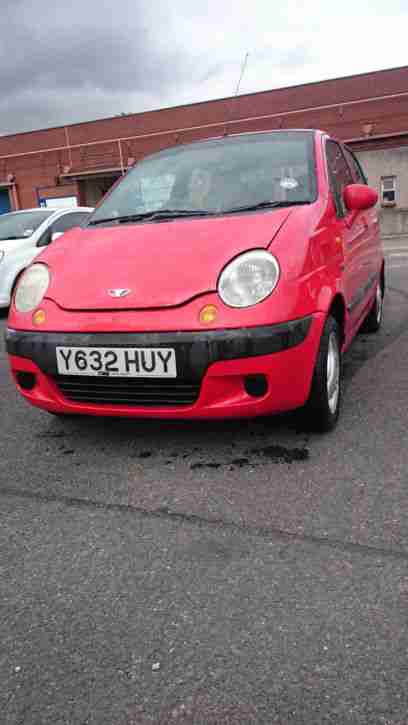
[0,250,4,264]
[218,250,280,308]
[14,264,50,313]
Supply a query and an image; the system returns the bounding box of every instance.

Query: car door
[325,140,367,330]
[343,145,381,295]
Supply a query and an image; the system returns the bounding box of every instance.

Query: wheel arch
[327,293,346,346]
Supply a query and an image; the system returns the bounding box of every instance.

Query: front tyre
[303,316,341,433]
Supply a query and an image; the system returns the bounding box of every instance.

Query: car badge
[108,288,131,298]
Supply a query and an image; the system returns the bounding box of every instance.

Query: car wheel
[303,315,341,433]
[360,281,383,333]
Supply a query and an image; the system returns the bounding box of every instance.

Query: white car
[0,207,93,308]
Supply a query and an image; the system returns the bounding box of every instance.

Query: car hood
[43,210,292,310]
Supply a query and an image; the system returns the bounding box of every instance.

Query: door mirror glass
[343,184,378,211]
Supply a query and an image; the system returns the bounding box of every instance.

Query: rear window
[0,210,53,241]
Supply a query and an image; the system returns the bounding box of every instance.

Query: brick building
[1,65,408,236]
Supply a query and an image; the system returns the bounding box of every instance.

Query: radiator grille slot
[53,375,201,407]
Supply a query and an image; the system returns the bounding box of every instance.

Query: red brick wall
[1,65,408,210]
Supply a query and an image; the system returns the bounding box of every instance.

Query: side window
[325,141,354,217]
[343,147,367,185]
[50,212,90,234]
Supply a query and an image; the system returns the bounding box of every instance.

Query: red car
[6,130,384,431]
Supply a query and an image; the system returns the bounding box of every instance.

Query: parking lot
[1,238,408,724]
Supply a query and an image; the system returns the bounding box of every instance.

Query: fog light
[244,374,268,398]
[16,371,36,390]
[199,304,218,325]
[32,309,46,325]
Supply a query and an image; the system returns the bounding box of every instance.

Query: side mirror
[343,184,378,211]
[51,232,64,242]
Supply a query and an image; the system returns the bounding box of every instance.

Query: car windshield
[0,210,53,241]
[88,131,317,224]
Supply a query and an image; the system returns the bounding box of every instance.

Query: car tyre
[303,315,341,433]
[360,281,383,333]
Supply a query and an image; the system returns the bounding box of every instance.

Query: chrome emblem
[108,288,131,298]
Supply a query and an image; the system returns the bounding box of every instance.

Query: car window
[50,212,91,234]
[88,131,317,223]
[139,174,176,210]
[343,146,367,185]
[325,141,354,217]
[0,210,54,241]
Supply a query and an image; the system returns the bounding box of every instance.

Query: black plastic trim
[6,317,312,382]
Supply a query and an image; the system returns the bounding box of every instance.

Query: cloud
[1,0,408,135]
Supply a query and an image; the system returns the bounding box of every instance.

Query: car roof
[162,128,324,147]
[131,129,328,161]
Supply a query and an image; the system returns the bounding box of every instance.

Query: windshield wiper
[147,208,216,220]
[88,212,157,226]
[88,209,215,226]
[0,236,23,241]
[222,200,310,214]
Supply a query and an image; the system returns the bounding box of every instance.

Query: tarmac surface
[1,237,408,724]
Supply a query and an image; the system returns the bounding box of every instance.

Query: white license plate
[56,346,177,378]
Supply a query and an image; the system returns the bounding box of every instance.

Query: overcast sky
[2,0,407,136]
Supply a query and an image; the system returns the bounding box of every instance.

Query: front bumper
[6,315,324,418]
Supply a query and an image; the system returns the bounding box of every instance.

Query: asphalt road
[1,240,408,724]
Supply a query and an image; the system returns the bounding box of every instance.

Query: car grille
[53,375,201,407]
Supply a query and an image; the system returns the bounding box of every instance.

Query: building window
[381,176,397,206]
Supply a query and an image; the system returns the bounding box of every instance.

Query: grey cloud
[1,0,395,136]
[197,43,313,94]
[0,0,193,133]
[0,87,143,135]
[1,7,185,95]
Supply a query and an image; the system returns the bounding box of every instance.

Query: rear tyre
[360,281,383,333]
[303,316,341,433]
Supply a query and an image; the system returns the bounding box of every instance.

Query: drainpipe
[11,183,20,210]
[118,140,125,175]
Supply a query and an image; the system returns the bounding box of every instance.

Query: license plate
[56,346,177,378]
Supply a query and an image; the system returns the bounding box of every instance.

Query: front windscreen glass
[88,131,317,224]
[0,210,53,241]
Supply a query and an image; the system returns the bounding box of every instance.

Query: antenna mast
[234,52,249,97]
[223,51,249,135]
